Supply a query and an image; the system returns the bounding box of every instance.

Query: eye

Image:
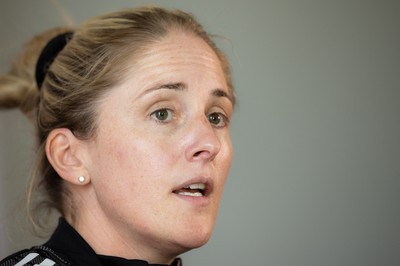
[151,108,173,123]
[208,112,229,127]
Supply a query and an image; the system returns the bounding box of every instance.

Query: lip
[172,176,214,204]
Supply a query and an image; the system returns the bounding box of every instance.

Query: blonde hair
[0,6,234,231]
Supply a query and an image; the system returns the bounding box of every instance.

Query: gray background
[1,1,399,265]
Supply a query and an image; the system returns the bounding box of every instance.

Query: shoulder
[0,245,71,266]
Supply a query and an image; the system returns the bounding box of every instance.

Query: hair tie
[35,31,73,89]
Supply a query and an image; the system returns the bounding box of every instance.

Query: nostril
[186,127,221,161]
[193,151,202,157]
[192,149,217,161]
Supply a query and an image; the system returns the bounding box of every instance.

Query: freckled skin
[72,31,233,264]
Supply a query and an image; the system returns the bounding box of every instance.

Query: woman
[0,6,235,266]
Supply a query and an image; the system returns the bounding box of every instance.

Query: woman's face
[82,31,233,260]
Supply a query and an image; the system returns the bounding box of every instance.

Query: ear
[45,128,90,185]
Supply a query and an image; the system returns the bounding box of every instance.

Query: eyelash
[150,108,230,128]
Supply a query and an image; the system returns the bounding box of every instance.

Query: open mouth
[173,183,209,197]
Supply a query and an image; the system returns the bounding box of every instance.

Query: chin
[176,225,214,251]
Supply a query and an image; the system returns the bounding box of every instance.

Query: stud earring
[78,176,85,183]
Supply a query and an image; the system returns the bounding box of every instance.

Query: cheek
[88,142,148,214]
[87,134,137,186]
[222,138,233,176]
[219,134,233,170]
[91,135,173,187]
[214,137,233,191]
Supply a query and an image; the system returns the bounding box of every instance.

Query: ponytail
[0,28,71,122]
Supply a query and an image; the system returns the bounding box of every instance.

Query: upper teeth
[185,183,205,190]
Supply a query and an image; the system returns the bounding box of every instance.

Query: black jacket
[0,218,182,266]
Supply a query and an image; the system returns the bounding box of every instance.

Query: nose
[184,116,221,162]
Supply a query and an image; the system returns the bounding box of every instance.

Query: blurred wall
[1,1,399,265]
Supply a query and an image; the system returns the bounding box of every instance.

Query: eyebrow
[211,88,234,104]
[142,82,234,104]
[141,82,186,97]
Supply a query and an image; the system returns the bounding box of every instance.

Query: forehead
[144,30,220,58]
[123,31,228,86]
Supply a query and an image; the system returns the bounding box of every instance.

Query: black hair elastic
[35,31,73,89]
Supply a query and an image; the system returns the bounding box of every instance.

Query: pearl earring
[78,176,85,183]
